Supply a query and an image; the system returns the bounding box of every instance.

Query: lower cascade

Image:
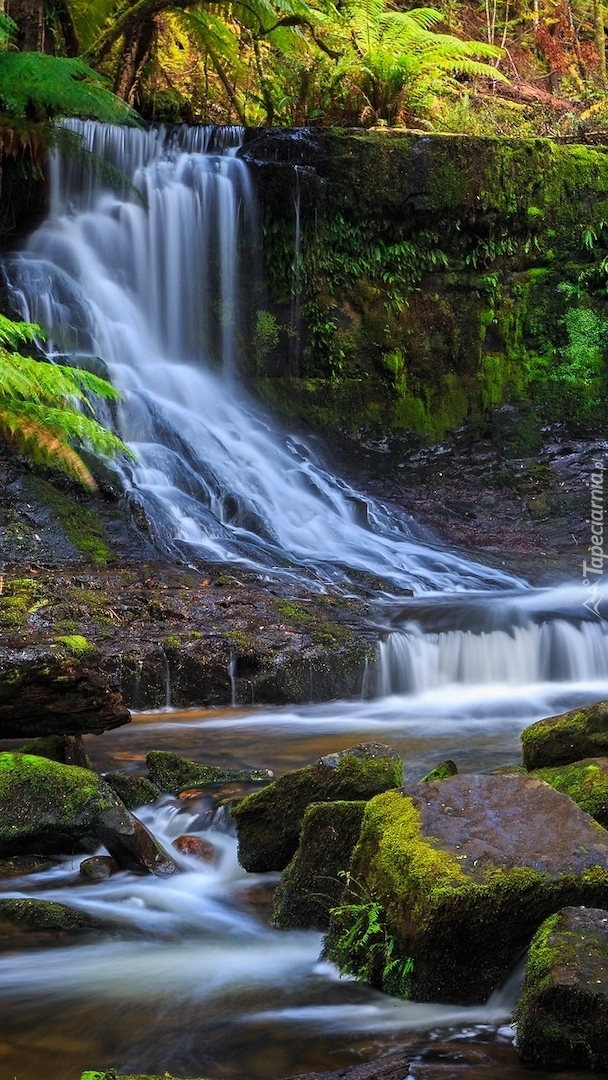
[2,120,608,1080]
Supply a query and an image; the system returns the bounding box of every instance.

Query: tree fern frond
[0,53,138,123]
[0,314,44,349]
[0,406,98,489]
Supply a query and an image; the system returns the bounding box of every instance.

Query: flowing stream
[2,122,608,1080]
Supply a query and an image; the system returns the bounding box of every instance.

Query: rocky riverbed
[0,414,605,711]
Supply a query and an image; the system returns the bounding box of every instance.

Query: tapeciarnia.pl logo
[582,461,606,619]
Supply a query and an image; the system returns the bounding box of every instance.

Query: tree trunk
[113,15,156,104]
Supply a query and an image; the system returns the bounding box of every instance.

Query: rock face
[232,742,403,873]
[326,774,608,1004]
[145,750,273,793]
[515,906,608,1070]
[103,772,161,810]
[273,801,367,930]
[0,655,130,738]
[534,758,608,827]
[521,701,608,770]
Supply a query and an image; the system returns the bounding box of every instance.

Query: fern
[0,53,137,123]
[0,316,134,490]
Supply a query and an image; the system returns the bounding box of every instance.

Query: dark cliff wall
[241,129,608,440]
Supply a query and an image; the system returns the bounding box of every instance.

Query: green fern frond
[0,53,138,123]
[0,317,134,489]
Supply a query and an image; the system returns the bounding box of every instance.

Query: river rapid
[1,121,608,1080]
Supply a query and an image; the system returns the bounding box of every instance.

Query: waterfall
[5,120,520,595]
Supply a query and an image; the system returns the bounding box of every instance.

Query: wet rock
[0,897,101,930]
[146,749,273,794]
[521,700,608,770]
[0,752,122,856]
[0,855,52,877]
[103,772,161,810]
[534,757,608,827]
[515,905,608,1070]
[273,800,366,929]
[0,653,130,738]
[93,805,179,877]
[282,1046,410,1080]
[420,759,458,782]
[80,1073,211,1079]
[326,774,608,1004]
[173,834,219,863]
[17,734,90,767]
[232,742,402,873]
[80,855,120,881]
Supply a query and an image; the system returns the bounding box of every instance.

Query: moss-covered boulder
[0,654,130,738]
[103,772,161,810]
[273,801,367,930]
[0,897,101,931]
[325,774,608,1005]
[0,752,179,874]
[17,734,90,767]
[534,758,608,827]
[145,750,273,794]
[232,742,403,873]
[522,701,608,770]
[420,759,458,782]
[514,906,608,1070]
[0,752,119,856]
[81,1074,211,1080]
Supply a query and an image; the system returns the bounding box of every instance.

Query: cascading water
[2,121,608,1080]
[6,119,521,593]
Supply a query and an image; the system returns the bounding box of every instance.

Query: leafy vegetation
[0,314,132,490]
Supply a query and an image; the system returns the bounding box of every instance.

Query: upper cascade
[2,121,534,593]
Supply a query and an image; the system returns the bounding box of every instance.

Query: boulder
[232,742,403,873]
[93,805,179,876]
[420,759,458,782]
[173,835,219,863]
[81,1073,210,1080]
[103,772,161,810]
[521,700,608,770]
[534,758,608,827]
[515,906,608,1070]
[0,752,120,856]
[273,801,367,929]
[282,1047,410,1080]
[0,655,130,738]
[0,752,178,875]
[145,750,273,793]
[80,855,120,881]
[0,897,101,931]
[325,774,608,1004]
[17,734,90,767]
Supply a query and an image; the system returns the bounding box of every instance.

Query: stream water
[2,122,608,1080]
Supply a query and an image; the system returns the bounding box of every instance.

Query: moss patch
[26,476,113,566]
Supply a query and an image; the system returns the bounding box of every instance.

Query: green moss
[26,476,112,565]
[274,598,356,648]
[522,703,608,770]
[420,759,458,782]
[326,787,608,1003]
[54,634,95,658]
[0,752,117,856]
[0,897,99,930]
[535,759,608,827]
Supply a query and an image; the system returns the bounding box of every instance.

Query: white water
[2,121,608,1080]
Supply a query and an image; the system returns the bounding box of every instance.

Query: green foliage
[0,314,133,490]
[329,872,414,996]
[0,52,135,124]
[253,309,280,367]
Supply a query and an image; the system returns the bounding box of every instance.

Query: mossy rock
[534,758,608,827]
[145,750,273,794]
[18,734,90,768]
[420,759,458,782]
[0,752,118,856]
[514,906,608,1070]
[273,800,367,930]
[522,701,608,770]
[0,897,101,931]
[81,1074,211,1080]
[232,742,403,873]
[103,772,161,810]
[325,774,608,1005]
